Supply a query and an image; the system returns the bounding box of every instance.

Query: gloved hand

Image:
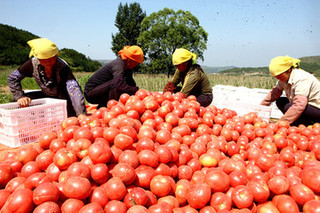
[163,81,177,93]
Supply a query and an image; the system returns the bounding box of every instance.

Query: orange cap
[118,45,144,64]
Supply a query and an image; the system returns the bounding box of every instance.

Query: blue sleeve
[66,79,86,115]
[8,69,25,101]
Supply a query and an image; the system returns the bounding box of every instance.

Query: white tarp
[211,85,284,119]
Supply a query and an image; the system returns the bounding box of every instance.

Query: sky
[1,0,319,67]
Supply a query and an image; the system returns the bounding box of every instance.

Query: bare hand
[17,97,31,108]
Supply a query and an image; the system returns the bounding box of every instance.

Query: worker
[163,48,213,107]
[260,55,320,126]
[7,38,86,117]
[84,45,143,108]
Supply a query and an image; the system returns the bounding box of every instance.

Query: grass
[0,65,293,104]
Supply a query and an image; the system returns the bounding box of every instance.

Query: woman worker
[84,45,143,108]
[7,38,86,117]
[163,48,213,107]
[260,55,320,126]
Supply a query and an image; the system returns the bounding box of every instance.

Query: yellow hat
[269,55,300,76]
[27,38,59,59]
[118,45,144,64]
[172,48,197,65]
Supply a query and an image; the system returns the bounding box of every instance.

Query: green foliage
[111,2,146,55]
[137,8,208,75]
[0,24,38,65]
[0,24,101,72]
[59,48,101,72]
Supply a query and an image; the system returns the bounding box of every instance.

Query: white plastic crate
[0,98,67,147]
[211,85,285,120]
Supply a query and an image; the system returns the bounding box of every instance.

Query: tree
[137,8,208,75]
[111,2,146,55]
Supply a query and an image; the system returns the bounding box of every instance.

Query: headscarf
[269,55,300,76]
[27,38,59,59]
[118,45,144,64]
[172,48,197,65]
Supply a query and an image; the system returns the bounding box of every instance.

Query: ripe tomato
[63,176,92,200]
[103,177,127,201]
[272,194,299,213]
[210,192,232,211]
[104,200,127,213]
[33,182,60,205]
[88,141,112,164]
[1,188,34,212]
[232,185,254,209]
[187,183,211,209]
[150,175,173,197]
[33,201,60,213]
[61,198,85,213]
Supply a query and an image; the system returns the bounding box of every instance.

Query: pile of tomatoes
[1,89,320,212]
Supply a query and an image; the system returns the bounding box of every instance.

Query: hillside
[201,65,236,74]
[219,56,320,77]
[0,23,101,72]
[0,24,38,65]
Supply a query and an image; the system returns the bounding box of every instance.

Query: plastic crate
[0,98,67,147]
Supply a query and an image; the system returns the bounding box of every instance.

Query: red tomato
[67,162,90,179]
[187,183,211,209]
[0,189,11,209]
[138,150,159,168]
[61,198,85,213]
[150,175,173,197]
[111,163,136,185]
[102,177,127,201]
[267,175,290,195]
[300,168,320,194]
[104,200,127,213]
[0,164,13,188]
[247,179,270,203]
[17,146,39,164]
[79,202,104,213]
[88,141,112,164]
[303,200,320,213]
[272,194,299,213]
[90,186,109,208]
[53,148,77,170]
[123,187,148,208]
[232,185,254,209]
[210,191,232,211]
[35,150,54,171]
[20,161,41,178]
[1,188,34,213]
[114,133,134,150]
[73,127,93,141]
[38,131,57,149]
[33,182,60,205]
[63,176,92,200]
[33,201,60,213]
[289,183,315,207]
[205,169,230,192]
[134,165,155,188]
[90,163,109,184]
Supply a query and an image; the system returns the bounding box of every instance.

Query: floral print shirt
[8,57,86,116]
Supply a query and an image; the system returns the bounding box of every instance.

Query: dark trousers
[24,91,76,117]
[84,81,120,109]
[276,97,320,126]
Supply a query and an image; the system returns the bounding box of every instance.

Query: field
[0,66,278,104]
